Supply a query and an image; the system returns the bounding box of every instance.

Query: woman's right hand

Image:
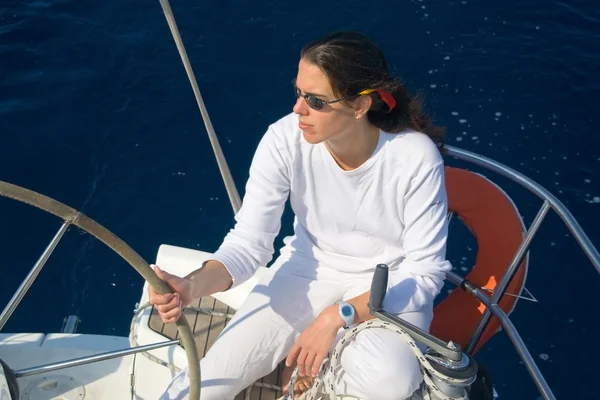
[148,265,195,324]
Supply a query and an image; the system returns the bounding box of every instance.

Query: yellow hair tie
[358,88,396,112]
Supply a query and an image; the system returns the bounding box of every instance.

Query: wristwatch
[338,301,356,328]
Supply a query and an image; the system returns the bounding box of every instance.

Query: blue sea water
[1,0,599,398]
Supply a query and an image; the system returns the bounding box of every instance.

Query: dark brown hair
[300,31,445,151]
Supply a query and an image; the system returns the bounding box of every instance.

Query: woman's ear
[354,94,372,118]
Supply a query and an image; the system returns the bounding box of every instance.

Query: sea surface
[1,0,599,399]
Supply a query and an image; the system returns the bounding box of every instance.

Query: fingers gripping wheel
[0,358,19,400]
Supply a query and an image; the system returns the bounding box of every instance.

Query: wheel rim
[0,180,201,400]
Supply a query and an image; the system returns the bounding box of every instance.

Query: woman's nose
[293,96,308,115]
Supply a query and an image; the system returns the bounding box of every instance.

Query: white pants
[161,254,434,400]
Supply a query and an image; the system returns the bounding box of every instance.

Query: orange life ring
[430,167,528,355]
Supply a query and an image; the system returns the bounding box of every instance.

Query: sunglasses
[293,86,346,110]
[293,83,374,111]
[293,81,396,112]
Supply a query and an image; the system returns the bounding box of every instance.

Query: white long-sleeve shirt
[212,112,452,313]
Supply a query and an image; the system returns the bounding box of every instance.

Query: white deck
[0,245,281,400]
[0,332,135,399]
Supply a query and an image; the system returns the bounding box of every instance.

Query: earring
[355,114,361,121]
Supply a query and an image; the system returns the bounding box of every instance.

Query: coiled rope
[130,303,469,400]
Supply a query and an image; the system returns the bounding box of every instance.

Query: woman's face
[292,58,361,145]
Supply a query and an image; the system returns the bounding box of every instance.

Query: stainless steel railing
[12,339,179,378]
[445,145,600,274]
[444,145,599,400]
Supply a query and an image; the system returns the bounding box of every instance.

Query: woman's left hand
[285,305,345,377]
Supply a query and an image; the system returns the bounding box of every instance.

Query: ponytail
[366,80,446,151]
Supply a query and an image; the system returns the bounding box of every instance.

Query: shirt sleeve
[383,161,453,314]
[210,125,291,289]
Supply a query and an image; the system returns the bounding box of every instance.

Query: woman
[150,31,452,400]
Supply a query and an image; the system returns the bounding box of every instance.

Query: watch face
[342,306,353,317]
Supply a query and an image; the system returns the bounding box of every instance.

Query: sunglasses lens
[306,95,324,110]
[294,86,325,110]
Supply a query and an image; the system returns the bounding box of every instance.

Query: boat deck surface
[148,295,283,400]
